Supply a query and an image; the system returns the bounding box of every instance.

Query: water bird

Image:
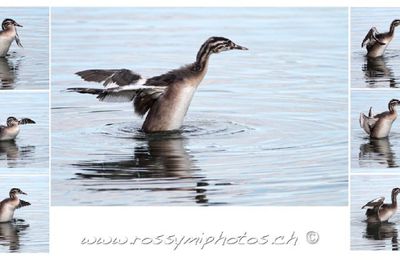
[68,36,248,133]
[0,18,22,57]
[362,19,400,58]
[0,188,30,223]
[362,188,400,223]
[359,99,400,139]
[0,117,35,141]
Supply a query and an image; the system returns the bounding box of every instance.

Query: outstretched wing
[68,85,166,116]
[18,118,35,125]
[362,196,385,209]
[76,69,142,87]
[362,27,386,48]
[16,199,31,209]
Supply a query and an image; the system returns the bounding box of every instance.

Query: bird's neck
[193,44,213,72]
[392,193,398,206]
[389,105,398,114]
[390,23,397,35]
[9,193,18,200]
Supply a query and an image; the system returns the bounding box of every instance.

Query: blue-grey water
[352,8,400,88]
[351,91,400,172]
[0,8,49,90]
[0,92,49,175]
[351,175,400,250]
[51,8,348,206]
[0,176,48,253]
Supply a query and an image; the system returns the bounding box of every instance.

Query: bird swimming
[68,36,248,133]
[0,117,35,141]
[0,188,30,223]
[359,99,400,139]
[362,188,400,223]
[0,18,23,57]
[362,19,400,58]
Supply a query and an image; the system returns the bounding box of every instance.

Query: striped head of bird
[1,18,22,30]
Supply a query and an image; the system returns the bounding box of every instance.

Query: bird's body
[68,36,247,133]
[0,19,22,57]
[359,99,400,139]
[0,188,30,223]
[0,117,35,141]
[362,188,400,223]
[362,20,400,58]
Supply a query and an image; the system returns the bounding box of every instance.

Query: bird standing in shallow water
[359,99,400,139]
[362,19,400,58]
[0,188,30,223]
[362,188,400,223]
[0,117,35,141]
[68,36,248,133]
[0,18,23,57]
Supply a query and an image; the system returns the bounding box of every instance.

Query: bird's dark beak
[233,43,248,50]
[14,22,22,27]
[20,191,27,195]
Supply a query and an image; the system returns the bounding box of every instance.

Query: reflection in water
[364,222,399,251]
[359,138,397,168]
[0,57,20,89]
[0,140,35,168]
[73,133,213,205]
[362,56,397,88]
[0,221,29,252]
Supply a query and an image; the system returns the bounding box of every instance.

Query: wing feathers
[17,199,31,209]
[18,118,35,125]
[76,69,142,87]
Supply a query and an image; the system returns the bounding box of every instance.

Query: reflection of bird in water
[364,222,399,250]
[360,99,400,139]
[359,138,397,168]
[73,133,210,205]
[362,188,400,223]
[0,57,20,89]
[0,221,29,252]
[68,37,248,132]
[362,56,397,88]
[362,19,400,58]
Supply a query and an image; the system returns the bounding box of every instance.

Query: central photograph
[51,7,348,206]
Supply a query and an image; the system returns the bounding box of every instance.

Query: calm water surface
[52,8,347,206]
[0,8,48,90]
[352,91,400,172]
[352,8,400,88]
[0,93,49,174]
[351,175,400,251]
[0,176,48,253]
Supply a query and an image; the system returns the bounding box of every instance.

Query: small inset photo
[351,175,400,251]
[0,175,48,253]
[0,92,48,174]
[351,90,400,172]
[351,8,400,88]
[0,8,49,90]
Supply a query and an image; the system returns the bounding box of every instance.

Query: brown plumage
[362,188,400,223]
[68,36,248,132]
[362,19,400,58]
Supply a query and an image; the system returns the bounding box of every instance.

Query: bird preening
[0,18,23,57]
[68,36,248,133]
